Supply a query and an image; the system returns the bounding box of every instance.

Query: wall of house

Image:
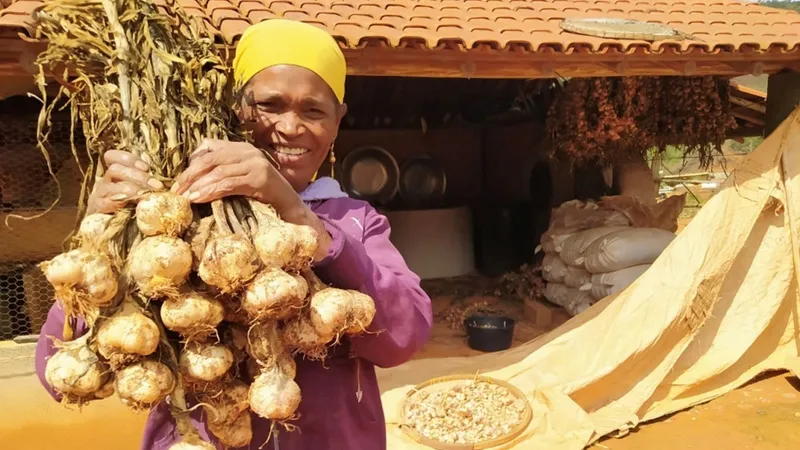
[334,127,484,202]
[331,122,577,277]
[333,122,572,207]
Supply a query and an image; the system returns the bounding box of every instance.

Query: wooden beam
[0,57,33,77]
[339,47,799,79]
[344,59,790,80]
[661,172,711,180]
[730,107,766,126]
[340,45,800,78]
[726,127,764,138]
[729,83,767,100]
[0,75,37,100]
[786,62,800,73]
[725,62,767,77]
[729,96,766,114]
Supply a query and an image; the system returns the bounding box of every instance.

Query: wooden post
[766,70,800,136]
[651,153,663,198]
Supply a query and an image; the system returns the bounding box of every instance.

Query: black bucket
[464,315,516,353]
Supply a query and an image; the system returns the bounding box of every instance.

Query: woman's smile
[269,144,312,166]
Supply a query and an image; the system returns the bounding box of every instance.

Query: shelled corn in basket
[402,375,533,449]
[539,195,685,315]
[32,0,375,448]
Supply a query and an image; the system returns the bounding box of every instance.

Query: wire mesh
[0,95,85,340]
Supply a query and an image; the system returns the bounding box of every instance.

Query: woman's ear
[336,102,348,125]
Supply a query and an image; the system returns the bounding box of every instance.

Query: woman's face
[239,65,347,191]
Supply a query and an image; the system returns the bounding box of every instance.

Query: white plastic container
[383,206,475,280]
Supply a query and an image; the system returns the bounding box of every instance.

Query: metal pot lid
[341,145,399,204]
[399,155,446,207]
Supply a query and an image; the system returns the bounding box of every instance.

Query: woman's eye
[256,102,279,111]
[305,108,326,119]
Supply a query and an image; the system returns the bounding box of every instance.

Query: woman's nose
[275,111,303,137]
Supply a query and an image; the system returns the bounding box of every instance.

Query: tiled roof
[1,0,799,55]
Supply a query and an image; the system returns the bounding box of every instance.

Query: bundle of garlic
[32,0,375,448]
[46,194,376,448]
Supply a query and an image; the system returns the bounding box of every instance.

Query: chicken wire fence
[0,96,85,341]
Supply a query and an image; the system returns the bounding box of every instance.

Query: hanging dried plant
[545,76,737,168]
[31,0,240,214]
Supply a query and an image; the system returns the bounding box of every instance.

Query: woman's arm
[288,205,433,369]
[34,303,89,401]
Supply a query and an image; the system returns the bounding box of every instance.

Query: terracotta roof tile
[247,9,276,22]
[0,0,36,34]
[1,0,799,55]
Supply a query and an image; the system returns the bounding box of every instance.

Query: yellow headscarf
[233,19,346,103]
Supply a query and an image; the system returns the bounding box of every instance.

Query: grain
[405,380,526,445]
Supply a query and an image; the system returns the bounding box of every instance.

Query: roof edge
[3,24,800,56]
[1,37,797,80]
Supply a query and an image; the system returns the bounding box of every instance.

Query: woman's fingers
[87,151,157,215]
[174,141,243,194]
[108,181,145,200]
[104,150,150,172]
[172,153,217,194]
[188,138,217,159]
[89,181,143,214]
[105,162,163,190]
[180,163,251,202]
[104,151,164,189]
[185,176,253,204]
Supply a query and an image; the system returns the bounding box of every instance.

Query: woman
[34,19,433,450]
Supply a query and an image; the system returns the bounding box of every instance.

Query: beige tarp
[378,107,800,450]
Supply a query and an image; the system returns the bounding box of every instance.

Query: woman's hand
[173,139,333,261]
[172,139,303,216]
[87,150,163,215]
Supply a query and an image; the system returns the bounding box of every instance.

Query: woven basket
[559,18,698,42]
[399,374,533,450]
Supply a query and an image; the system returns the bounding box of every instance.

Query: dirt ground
[1,287,797,450]
[591,372,800,450]
[677,215,694,234]
[406,294,800,450]
[413,294,551,360]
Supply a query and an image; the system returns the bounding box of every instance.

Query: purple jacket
[34,178,434,450]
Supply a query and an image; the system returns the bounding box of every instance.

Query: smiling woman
[231,18,347,192]
[236,64,346,191]
[35,18,433,450]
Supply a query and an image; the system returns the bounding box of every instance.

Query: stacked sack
[539,194,685,316]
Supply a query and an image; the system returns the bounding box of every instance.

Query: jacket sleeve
[34,303,88,401]
[313,206,433,368]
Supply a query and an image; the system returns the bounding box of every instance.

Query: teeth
[273,146,308,155]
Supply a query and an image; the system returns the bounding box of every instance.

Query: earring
[328,143,336,178]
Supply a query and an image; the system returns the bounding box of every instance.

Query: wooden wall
[333,122,573,207]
